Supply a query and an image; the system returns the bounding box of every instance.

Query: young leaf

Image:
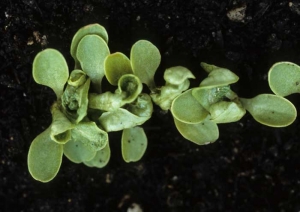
[118,74,143,104]
[68,69,87,87]
[240,94,297,127]
[125,93,153,117]
[77,35,110,92]
[163,66,195,85]
[171,89,208,124]
[200,62,221,73]
[63,122,108,163]
[122,127,147,162]
[174,117,219,145]
[71,23,108,68]
[104,52,133,85]
[50,102,74,144]
[199,68,239,89]
[268,62,300,96]
[61,78,91,123]
[209,101,246,124]
[130,40,161,90]
[89,92,123,111]
[28,127,63,183]
[99,108,150,132]
[33,48,69,98]
[84,142,111,168]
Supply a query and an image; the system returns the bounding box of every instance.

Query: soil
[1,0,300,211]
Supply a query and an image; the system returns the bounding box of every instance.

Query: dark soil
[1,0,300,211]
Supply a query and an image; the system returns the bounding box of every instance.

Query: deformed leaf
[89,92,123,111]
[33,48,69,98]
[104,52,133,85]
[71,23,108,68]
[118,74,143,104]
[268,62,300,97]
[199,68,239,89]
[68,69,87,87]
[122,127,147,162]
[50,102,74,144]
[164,66,195,85]
[200,62,220,73]
[130,40,161,90]
[84,142,111,168]
[63,122,108,163]
[171,89,208,124]
[77,35,110,92]
[99,108,149,132]
[240,94,297,127]
[209,101,246,123]
[174,117,219,145]
[125,93,153,117]
[28,127,63,183]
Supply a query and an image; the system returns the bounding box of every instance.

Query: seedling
[29,23,298,183]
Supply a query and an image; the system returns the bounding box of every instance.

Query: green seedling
[29,23,298,183]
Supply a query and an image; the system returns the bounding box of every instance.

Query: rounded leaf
[174,118,219,145]
[28,127,63,182]
[71,23,108,68]
[84,142,111,168]
[209,101,246,124]
[122,127,147,162]
[33,48,69,98]
[77,35,110,92]
[130,40,161,90]
[268,62,300,96]
[104,52,133,85]
[171,89,208,124]
[240,94,297,127]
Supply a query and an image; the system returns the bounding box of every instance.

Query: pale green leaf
[33,48,69,98]
[84,142,111,168]
[200,62,221,73]
[99,108,150,132]
[77,35,110,92]
[164,66,195,85]
[209,101,246,124]
[104,52,133,85]
[125,93,153,117]
[240,94,297,127]
[50,102,74,144]
[68,69,87,87]
[130,40,161,90]
[122,127,147,162]
[174,117,219,145]
[268,61,300,97]
[28,127,63,183]
[71,23,108,68]
[118,74,143,104]
[63,122,108,163]
[199,68,239,89]
[89,92,123,111]
[171,89,208,124]
[61,78,91,123]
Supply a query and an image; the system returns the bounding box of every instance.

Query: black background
[1,0,300,211]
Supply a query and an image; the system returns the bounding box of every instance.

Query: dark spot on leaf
[271,111,274,114]
[76,145,78,147]
[202,123,205,125]
[128,140,131,143]
[296,82,299,86]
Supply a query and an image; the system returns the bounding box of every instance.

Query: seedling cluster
[29,24,298,182]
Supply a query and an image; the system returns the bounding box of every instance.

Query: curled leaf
[28,127,63,182]
[125,93,153,117]
[130,40,161,90]
[104,52,133,85]
[200,62,220,73]
[33,48,69,98]
[68,69,87,87]
[118,74,143,104]
[89,92,123,111]
[174,117,219,145]
[84,142,111,168]
[171,89,208,124]
[122,127,147,162]
[50,102,74,144]
[209,101,246,123]
[71,23,108,68]
[164,66,195,85]
[63,122,108,163]
[268,62,300,96]
[77,35,110,92]
[240,94,297,127]
[199,68,239,89]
